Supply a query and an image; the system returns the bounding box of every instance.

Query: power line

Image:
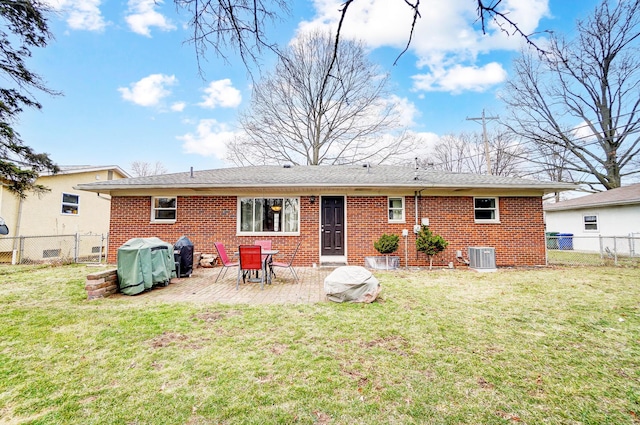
[419,121,640,175]
[466,109,499,175]
[423,108,640,168]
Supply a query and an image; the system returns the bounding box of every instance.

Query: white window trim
[236,197,301,236]
[61,192,80,216]
[474,197,500,223]
[583,214,599,232]
[151,196,177,223]
[388,196,405,223]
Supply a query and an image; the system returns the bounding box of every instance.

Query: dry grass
[0,264,639,424]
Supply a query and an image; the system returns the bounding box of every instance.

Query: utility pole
[466,109,498,175]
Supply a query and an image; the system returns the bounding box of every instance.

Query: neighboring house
[0,165,129,262]
[544,183,640,253]
[76,165,573,268]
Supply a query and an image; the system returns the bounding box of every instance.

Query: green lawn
[548,249,640,267]
[1,264,639,424]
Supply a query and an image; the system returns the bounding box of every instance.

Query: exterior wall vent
[468,247,496,270]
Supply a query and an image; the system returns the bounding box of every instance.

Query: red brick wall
[108,194,545,267]
[108,196,319,266]
[346,196,545,267]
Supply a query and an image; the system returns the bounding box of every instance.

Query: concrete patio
[110,265,335,304]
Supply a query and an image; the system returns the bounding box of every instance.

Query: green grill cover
[117,237,175,295]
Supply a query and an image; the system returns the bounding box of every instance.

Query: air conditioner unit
[468,247,496,270]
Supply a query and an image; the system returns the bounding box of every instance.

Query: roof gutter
[545,199,640,211]
[75,182,577,193]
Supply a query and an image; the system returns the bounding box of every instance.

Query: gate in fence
[0,233,108,265]
[546,234,640,267]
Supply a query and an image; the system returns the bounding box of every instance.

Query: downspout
[414,191,419,228]
[414,158,420,229]
[414,189,426,261]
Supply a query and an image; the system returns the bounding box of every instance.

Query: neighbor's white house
[0,165,129,263]
[544,183,640,254]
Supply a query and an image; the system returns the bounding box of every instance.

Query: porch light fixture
[310,195,316,204]
[271,205,282,212]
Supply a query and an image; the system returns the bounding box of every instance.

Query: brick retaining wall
[85,268,118,300]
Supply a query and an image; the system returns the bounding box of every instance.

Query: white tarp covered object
[324,266,381,303]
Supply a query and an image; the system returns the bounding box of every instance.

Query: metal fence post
[105,233,110,264]
[613,236,618,265]
[19,236,25,264]
[599,235,603,259]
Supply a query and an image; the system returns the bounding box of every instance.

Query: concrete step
[319,262,347,268]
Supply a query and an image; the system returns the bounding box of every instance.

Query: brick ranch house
[75,165,574,268]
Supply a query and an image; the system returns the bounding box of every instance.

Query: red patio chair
[237,245,264,290]
[254,240,273,277]
[214,242,238,283]
[271,241,301,283]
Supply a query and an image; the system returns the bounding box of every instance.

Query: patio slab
[110,266,334,304]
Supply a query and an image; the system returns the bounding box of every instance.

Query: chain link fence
[546,234,640,267]
[0,233,108,265]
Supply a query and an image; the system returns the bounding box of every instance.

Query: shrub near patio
[0,264,639,424]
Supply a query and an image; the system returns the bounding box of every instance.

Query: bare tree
[502,0,640,190]
[227,30,414,166]
[420,131,524,176]
[492,132,527,177]
[174,0,289,73]
[130,161,168,177]
[174,0,541,74]
[526,143,578,202]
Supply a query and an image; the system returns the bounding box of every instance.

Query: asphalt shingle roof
[544,183,640,211]
[41,165,131,178]
[75,165,575,193]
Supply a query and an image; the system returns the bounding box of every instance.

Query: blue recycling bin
[557,233,574,250]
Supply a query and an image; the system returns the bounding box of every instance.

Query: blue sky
[19,0,601,175]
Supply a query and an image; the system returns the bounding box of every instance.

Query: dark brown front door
[321,196,344,256]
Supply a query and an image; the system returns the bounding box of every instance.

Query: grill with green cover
[117,237,175,295]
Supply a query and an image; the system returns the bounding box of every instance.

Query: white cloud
[409,131,442,158]
[412,62,508,93]
[198,79,242,109]
[178,119,239,160]
[45,0,107,31]
[118,74,177,107]
[386,95,420,127]
[171,102,186,112]
[125,0,176,37]
[299,0,549,93]
[572,120,598,142]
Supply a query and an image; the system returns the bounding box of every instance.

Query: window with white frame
[474,197,499,222]
[61,193,79,215]
[388,197,405,222]
[583,214,598,231]
[151,197,177,221]
[239,197,299,234]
